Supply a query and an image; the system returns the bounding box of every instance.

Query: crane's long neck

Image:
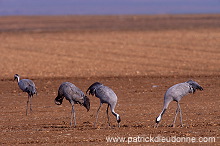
[112,110,118,118]
[156,99,171,123]
[156,108,166,123]
[16,76,20,82]
[111,109,121,123]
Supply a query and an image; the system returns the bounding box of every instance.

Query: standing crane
[54,82,90,127]
[14,74,37,115]
[86,82,121,127]
[155,80,203,128]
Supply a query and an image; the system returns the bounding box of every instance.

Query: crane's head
[187,80,203,93]
[83,96,90,112]
[14,74,20,81]
[155,108,166,128]
[154,116,162,128]
[54,95,64,105]
[155,115,161,124]
[116,114,121,127]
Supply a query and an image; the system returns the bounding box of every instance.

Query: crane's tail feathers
[55,95,64,105]
[25,86,37,96]
[86,82,102,96]
[83,96,90,111]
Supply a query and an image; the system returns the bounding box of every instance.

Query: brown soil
[0,14,219,145]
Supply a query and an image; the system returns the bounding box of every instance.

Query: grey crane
[54,82,90,127]
[14,74,37,115]
[155,80,203,128]
[86,82,121,127]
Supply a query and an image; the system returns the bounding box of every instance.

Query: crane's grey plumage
[54,82,90,127]
[155,80,203,128]
[86,82,121,127]
[14,74,37,115]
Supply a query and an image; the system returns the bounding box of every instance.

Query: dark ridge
[0,14,220,32]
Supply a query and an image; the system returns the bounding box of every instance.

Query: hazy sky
[0,0,220,15]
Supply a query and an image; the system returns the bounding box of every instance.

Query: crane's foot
[154,123,159,128]
[94,123,97,128]
[169,124,175,127]
[70,122,76,128]
[169,124,184,128]
[105,122,112,129]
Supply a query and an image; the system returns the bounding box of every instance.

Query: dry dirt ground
[0,15,219,145]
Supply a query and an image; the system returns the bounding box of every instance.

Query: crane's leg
[94,103,102,127]
[70,105,76,127]
[178,103,183,127]
[106,104,111,127]
[26,95,30,116]
[30,96,33,112]
[172,102,180,127]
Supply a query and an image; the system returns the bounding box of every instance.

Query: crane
[54,82,90,127]
[14,74,37,115]
[155,80,203,128]
[86,82,121,127]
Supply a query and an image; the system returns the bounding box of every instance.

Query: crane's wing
[19,79,37,95]
[70,85,85,99]
[69,84,90,111]
[62,82,85,104]
[56,82,90,111]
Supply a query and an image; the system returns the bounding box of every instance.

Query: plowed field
[0,15,219,145]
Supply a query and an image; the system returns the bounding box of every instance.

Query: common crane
[86,82,121,127]
[14,74,37,115]
[54,82,90,127]
[155,80,203,128]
